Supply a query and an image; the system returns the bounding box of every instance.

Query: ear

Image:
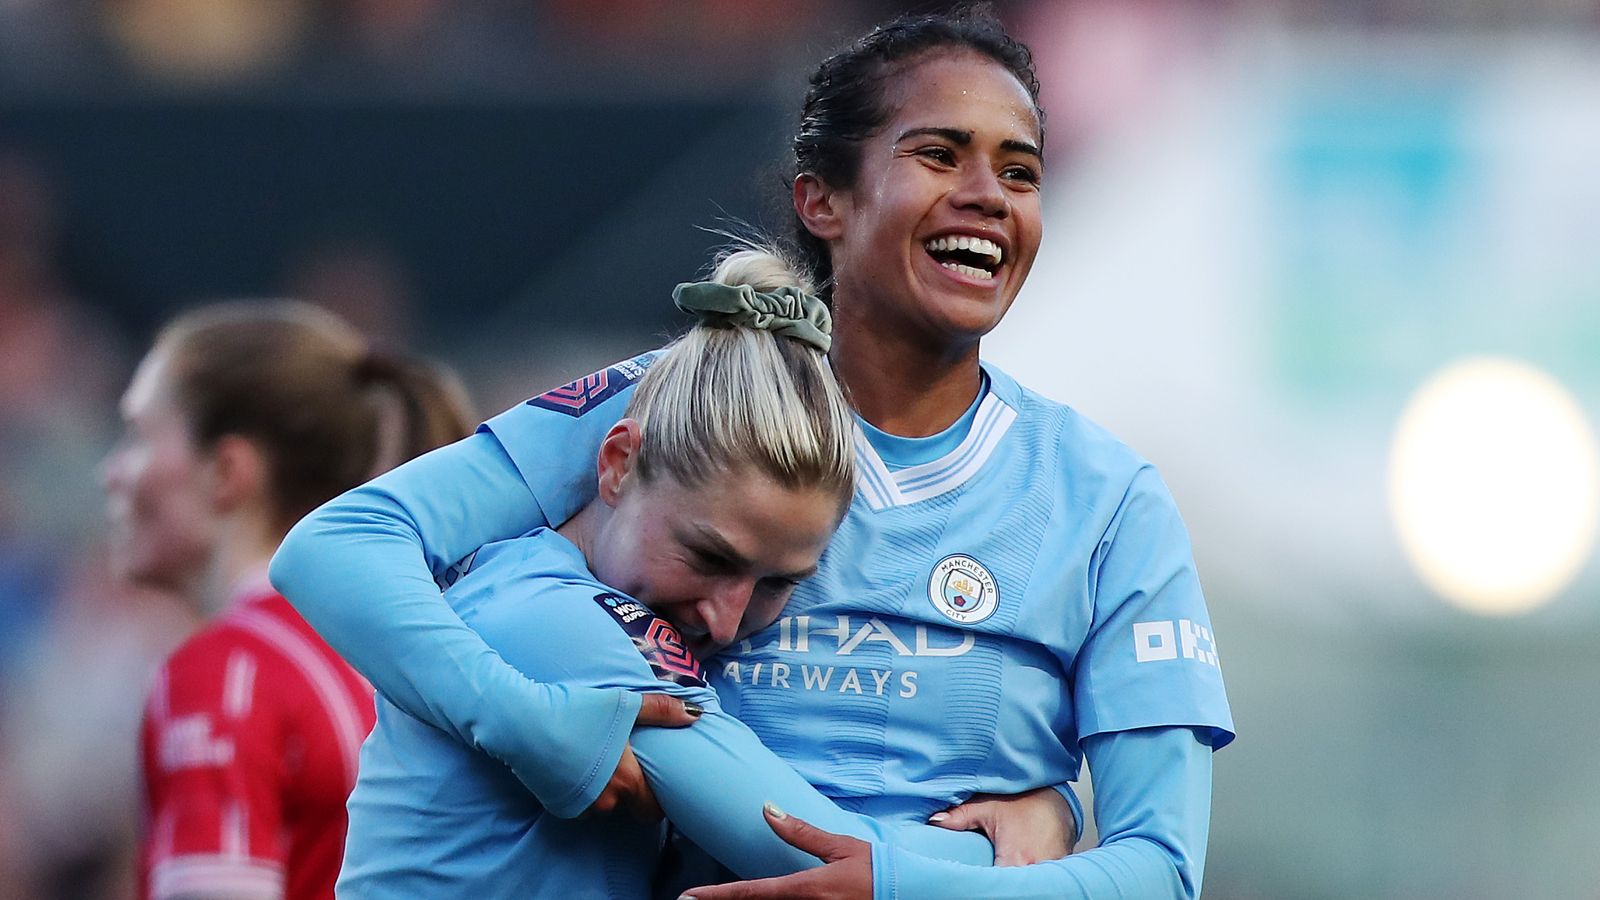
[596,418,643,508]
[207,434,269,514]
[794,173,845,242]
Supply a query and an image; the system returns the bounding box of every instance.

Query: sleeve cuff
[149,855,284,900]
[538,687,641,818]
[1050,782,1086,851]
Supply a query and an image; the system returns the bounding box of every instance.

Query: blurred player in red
[101,301,472,900]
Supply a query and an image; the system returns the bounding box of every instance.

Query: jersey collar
[853,384,1018,511]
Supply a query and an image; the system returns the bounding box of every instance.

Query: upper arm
[1075,466,1234,748]
[480,351,658,528]
[141,648,290,900]
[275,430,546,587]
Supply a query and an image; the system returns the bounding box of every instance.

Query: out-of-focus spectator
[284,233,418,346]
[98,0,313,84]
[0,151,128,662]
[0,149,171,900]
[0,553,194,900]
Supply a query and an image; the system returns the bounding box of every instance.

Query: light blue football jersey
[483,357,1233,819]
[339,529,990,898]
[274,352,1232,898]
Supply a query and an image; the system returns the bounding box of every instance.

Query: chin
[114,548,189,594]
[689,637,724,660]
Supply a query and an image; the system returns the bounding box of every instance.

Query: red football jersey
[138,578,374,900]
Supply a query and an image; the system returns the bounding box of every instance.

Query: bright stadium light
[1388,356,1600,615]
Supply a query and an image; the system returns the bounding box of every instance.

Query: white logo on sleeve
[927,555,998,625]
[159,714,235,771]
[1133,619,1219,667]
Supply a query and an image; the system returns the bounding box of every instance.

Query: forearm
[269,433,637,816]
[876,727,1212,900]
[632,712,992,881]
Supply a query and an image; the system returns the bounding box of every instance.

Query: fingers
[586,745,661,820]
[927,802,986,832]
[619,747,664,823]
[635,692,704,728]
[760,803,860,864]
[679,806,874,900]
[677,868,832,900]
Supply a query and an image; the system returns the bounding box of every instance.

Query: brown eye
[1002,164,1041,186]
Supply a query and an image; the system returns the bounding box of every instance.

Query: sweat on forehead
[879,50,1044,144]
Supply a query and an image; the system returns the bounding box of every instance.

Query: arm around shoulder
[269,431,637,816]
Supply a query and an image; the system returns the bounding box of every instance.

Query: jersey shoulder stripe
[228,607,368,786]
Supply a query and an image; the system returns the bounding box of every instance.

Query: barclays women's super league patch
[592,592,706,688]
[525,353,655,417]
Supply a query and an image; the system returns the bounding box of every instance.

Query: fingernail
[683,701,704,718]
[679,895,697,900]
[928,812,949,824]
[763,801,787,820]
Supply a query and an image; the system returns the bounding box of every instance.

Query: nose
[950,166,1007,219]
[698,577,758,648]
[99,444,124,493]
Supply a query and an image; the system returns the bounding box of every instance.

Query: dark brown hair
[791,4,1043,299]
[154,300,474,535]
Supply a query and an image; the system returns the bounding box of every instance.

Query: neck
[829,315,983,438]
[557,500,604,572]
[199,515,280,616]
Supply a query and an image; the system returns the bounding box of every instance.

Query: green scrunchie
[672,281,832,354]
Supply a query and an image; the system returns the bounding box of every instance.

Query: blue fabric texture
[338,530,990,897]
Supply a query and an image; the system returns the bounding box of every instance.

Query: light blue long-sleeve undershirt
[271,432,633,818]
[874,727,1213,899]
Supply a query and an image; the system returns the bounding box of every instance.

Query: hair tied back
[672,281,833,353]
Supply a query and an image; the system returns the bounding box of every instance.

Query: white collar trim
[853,392,1017,511]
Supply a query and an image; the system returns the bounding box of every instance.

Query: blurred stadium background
[2,0,1598,897]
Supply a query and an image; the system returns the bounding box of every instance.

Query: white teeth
[940,260,995,280]
[924,235,1003,265]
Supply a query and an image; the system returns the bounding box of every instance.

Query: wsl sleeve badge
[927,554,999,625]
[592,592,707,688]
[525,352,656,418]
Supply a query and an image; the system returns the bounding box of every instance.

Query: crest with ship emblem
[927,554,998,625]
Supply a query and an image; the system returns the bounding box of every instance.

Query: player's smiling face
[821,51,1043,348]
[585,424,842,660]
[101,349,220,593]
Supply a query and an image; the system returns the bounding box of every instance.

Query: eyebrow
[686,523,818,582]
[895,126,1042,160]
[687,524,754,571]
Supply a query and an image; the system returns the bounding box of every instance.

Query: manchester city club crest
[927,554,998,625]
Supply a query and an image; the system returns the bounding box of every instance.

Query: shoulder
[984,361,1160,507]
[155,595,366,724]
[157,610,278,692]
[482,350,663,437]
